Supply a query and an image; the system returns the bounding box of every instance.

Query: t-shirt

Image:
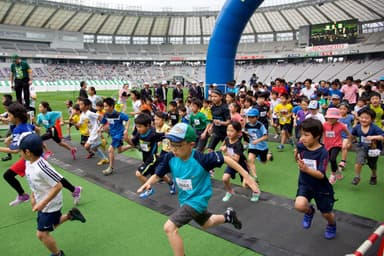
[224,137,248,171]
[296,143,331,192]
[339,114,354,139]
[72,114,88,136]
[11,61,30,80]
[254,103,270,128]
[9,123,35,150]
[370,104,384,129]
[211,103,231,137]
[200,107,212,121]
[274,103,293,125]
[341,84,359,104]
[296,110,309,124]
[305,112,326,124]
[100,110,129,139]
[131,127,163,163]
[36,111,61,129]
[245,121,268,150]
[25,157,63,213]
[323,122,348,150]
[352,124,384,150]
[156,123,171,153]
[168,111,179,126]
[80,110,100,140]
[189,112,208,132]
[155,150,224,213]
[300,87,317,99]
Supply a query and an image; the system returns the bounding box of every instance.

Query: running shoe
[302,205,315,229]
[9,194,30,206]
[97,159,109,166]
[139,188,155,199]
[68,208,86,223]
[324,224,337,239]
[70,147,77,160]
[225,207,242,230]
[72,186,82,205]
[222,192,233,202]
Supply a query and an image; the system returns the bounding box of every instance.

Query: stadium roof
[0,0,382,36]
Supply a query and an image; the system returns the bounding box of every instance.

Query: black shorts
[80,135,89,145]
[41,127,61,143]
[296,184,335,213]
[208,133,225,150]
[37,210,62,232]
[138,156,158,177]
[280,123,292,133]
[170,204,212,228]
[248,148,268,163]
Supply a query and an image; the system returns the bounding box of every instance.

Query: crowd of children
[1,76,383,255]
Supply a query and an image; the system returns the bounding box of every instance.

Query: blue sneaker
[302,206,315,229]
[169,182,176,195]
[277,144,284,151]
[324,224,336,239]
[139,188,155,199]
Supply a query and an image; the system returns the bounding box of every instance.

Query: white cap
[161,80,168,85]
[176,81,181,85]
[143,82,149,85]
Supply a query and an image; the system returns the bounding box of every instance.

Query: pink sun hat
[325,108,341,119]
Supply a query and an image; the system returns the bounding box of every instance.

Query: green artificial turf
[0,89,383,256]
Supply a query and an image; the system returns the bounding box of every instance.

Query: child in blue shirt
[244,108,270,181]
[137,123,258,256]
[100,97,131,175]
[351,108,384,185]
[294,118,336,239]
[338,102,354,169]
[36,101,77,160]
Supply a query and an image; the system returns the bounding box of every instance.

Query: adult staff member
[10,55,32,108]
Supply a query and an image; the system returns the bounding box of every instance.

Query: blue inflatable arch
[205,0,264,95]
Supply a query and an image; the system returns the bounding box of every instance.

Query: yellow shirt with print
[370,104,383,128]
[157,123,171,152]
[274,103,293,125]
[72,114,89,136]
[200,107,212,121]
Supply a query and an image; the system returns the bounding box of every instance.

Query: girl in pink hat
[323,108,352,185]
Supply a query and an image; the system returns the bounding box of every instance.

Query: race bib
[303,159,317,170]
[368,149,381,157]
[260,111,267,117]
[194,119,200,125]
[361,136,371,144]
[42,120,49,126]
[226,147,234,156]
[326,131,335,138]
[281,117,287,123]
[175,178,193,191]
[107,118,115,125]
[140,143,149,152]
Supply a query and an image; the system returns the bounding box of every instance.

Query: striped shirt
[25,157,63,213]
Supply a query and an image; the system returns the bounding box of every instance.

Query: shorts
[111,138,123,148]
[80,135,89,145]
[224,162,249,180]
[138,156,158,177]
[37,210,62,232]
[10,158,26,177]
[280,123,292,133]
[207,133,225,150]
[272,118,279,126]
[41,127,61,143]
[248,148,268,163]
[296,184,335,213]
[355,146,379,170]
[170,204,212,228]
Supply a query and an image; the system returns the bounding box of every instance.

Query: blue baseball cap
[19,133,43,155]
[247,108,259,117]
[165,123,197,143]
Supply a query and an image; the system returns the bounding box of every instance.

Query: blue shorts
[37,210,62,232]
[111,138,123,148]
[296,184,335,213]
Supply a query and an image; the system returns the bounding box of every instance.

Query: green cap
[11,54,19,61]
[165,123,197,143]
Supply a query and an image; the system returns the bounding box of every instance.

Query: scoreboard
[310,20,358,46]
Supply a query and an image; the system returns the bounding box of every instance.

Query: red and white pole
[350,224,384,256]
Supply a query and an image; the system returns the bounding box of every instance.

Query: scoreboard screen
[310,20,358,45]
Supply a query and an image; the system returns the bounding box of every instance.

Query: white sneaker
[222,192,233,202]
[9,194,30,206]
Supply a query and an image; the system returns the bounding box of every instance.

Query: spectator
[79,81,88,99]
[172,81,184,100]
[10,54,32,108]
[140,82,152,100]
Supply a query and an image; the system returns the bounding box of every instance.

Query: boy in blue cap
[19,133,86,256]
[138,123,258,256]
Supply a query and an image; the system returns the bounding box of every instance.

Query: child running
[35,101,77,160]
[125,113,175,198]
[221,121,261,202]
[351,108,384,185]
[245,108,270,181]
[20,133,86,256]
[338,103,354,170]
[323,108,352,185]
[137,123,259,256]
[77,98,109,166]
[99,97,131,175]
[294,118,337,239]
[1,102,82,206]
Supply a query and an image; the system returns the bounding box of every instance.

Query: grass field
[0,90,383,255]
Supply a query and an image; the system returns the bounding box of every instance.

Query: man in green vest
[10,54,32,108]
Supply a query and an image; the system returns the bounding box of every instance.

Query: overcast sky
[53,0,305,11]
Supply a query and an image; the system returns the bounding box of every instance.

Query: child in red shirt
[323,108,352,184]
